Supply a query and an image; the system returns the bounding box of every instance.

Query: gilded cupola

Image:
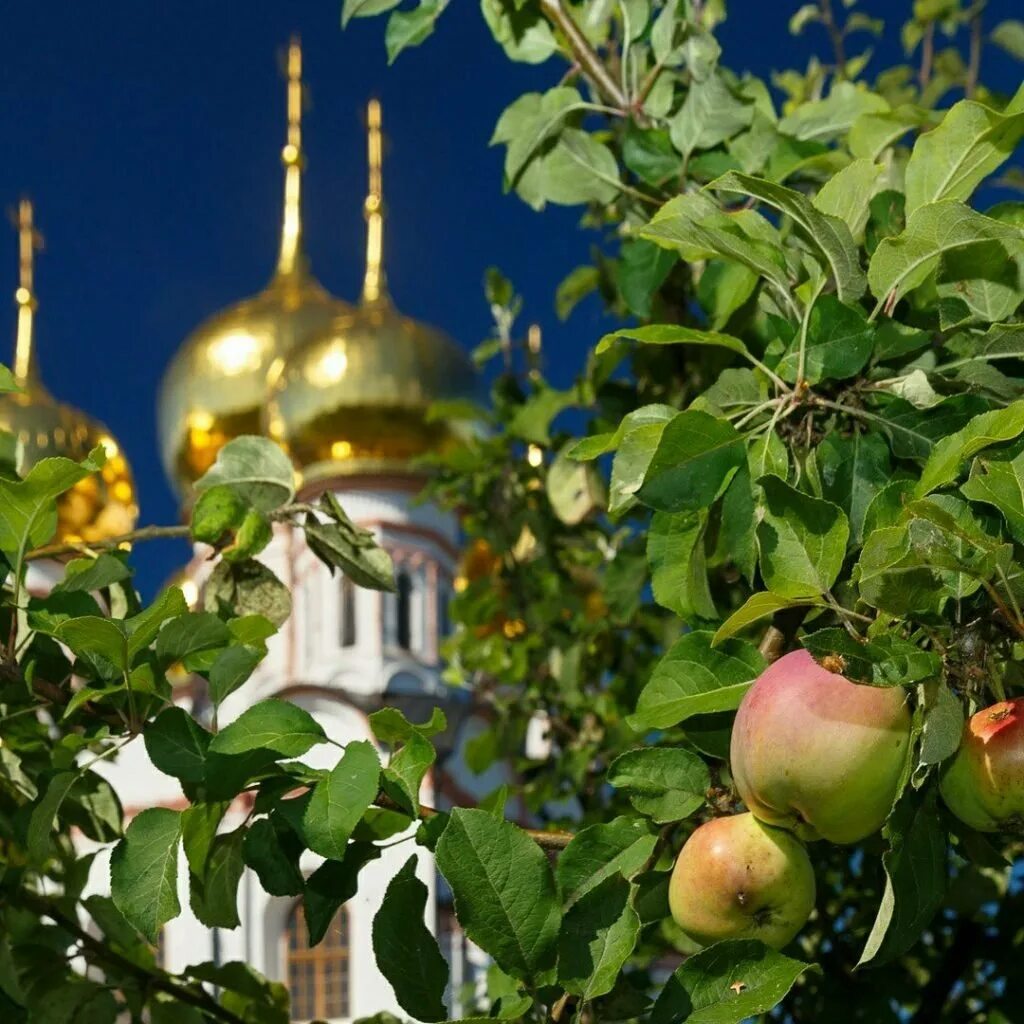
[157,37,354,497]
[0,200,137,542]
[265,100,477,484]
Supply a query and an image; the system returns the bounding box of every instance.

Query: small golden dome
[157,38,353,496]
[0,200,138,543]
[266,100,476,483]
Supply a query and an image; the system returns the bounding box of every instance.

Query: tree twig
[538,0,628,110]
[919,21,935,91]
[375,791,575,850]
[9,890,249,1024]
[819,0,847,74]
[965,10,983,98]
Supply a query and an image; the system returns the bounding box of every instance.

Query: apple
[668,812,815,950]
[730,648,912,844]
[940,698,1024,832]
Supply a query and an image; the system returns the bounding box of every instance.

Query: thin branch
[9,891,248,1024]
[26,523,190,562]
[919,21,935,92]
[819,0,848,75]
[538,0,628,110]
[375,791,575,851]
[965,10,983,98]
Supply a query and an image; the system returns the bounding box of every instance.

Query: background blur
[0,0,1020,592]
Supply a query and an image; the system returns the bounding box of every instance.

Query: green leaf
[26,771,77,862]
[569,404,676,462]
[144,707,211,784]
[372,855,448,1021]
[305,494,397,591]
[208,699,326,758]
[242,817,305,897]
[670,71,752,157]
[110,807,183,942]
[193,435,295,512]
[858,785,947,967]
[0,447,105,560]
[556,817,659,908]
[639,192,791,297]
[812,158,885,238]
[341,0,402,26]
[609,420,671,515]
[756,475,850,598]
[638,410,745,514]
[918,681,965,768]
[558,874,640,999]
[56,616,128,671]
[652,939,817,1024]
[992,19,1024,59]
[849,105,931,161]
[304,842,383,945]
[480,0,557,64]
[617,239,677,318]
[385,0,445,62]
[596,323,752,360]
[776,296,874,384]
[711,170,867,303]
[779,81,889,141]
[630,631,765,730]
[492,87,586,186]
[302,740,380,860]
[204,559,293,626]
[817,430,892,542]
[181,802,229,877]
[154,612,231,665]
[435,808,560,980]
[867,201,1024,306]
[207,644,265,707]
[712,592,825,646]
[697,259,760,329]
[916,401,1024,496]
[608,747,710,823]
[800,628,941,687]
[647,510,716,621]
[53,553,132,594]
[190,828,245,928]
[962,450,1024,543]
[904,86,1024,217]
[623,124,682,185]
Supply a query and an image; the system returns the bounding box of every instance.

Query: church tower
[99,37,491,1022]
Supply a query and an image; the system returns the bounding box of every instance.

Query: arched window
[285,902,350,1022]
[395,570,412,651]
[339,576,357,648]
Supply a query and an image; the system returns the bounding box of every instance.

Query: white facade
[82,476,507,1022]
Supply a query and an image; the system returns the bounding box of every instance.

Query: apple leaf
[651,939,818,1024]
[607,748,711,823]
[630,631,765,730]
[961,451,1024,544]
[302,740,380,860]
[110,808,183,942]
[756,476,850,598]
[304,843,382,946]
[193,435,295,512]
[638,410,746,514]
[647,510,717,621]
[558,874,640,1000]
[435,808,560,981]
[372,855,448,1022]
[858,785,947,967]
[800,628,941,687]
[207,699,326,758]
[556,817,659,909]
[713,592,825,646]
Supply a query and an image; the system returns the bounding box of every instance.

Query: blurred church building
[4,37,508,1023]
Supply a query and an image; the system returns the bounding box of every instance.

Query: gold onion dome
[266,99,476,483]
[157,38,354,495]
[0,200,137,543]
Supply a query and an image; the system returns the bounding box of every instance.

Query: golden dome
[266,100,476,483]
[157,38,353,496]
[0,200,137,543]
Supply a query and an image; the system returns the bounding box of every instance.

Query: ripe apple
[668,812,815,949]
[940,698,1024,832]
[730,648,912,844]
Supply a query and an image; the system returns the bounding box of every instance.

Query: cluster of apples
[668,648,1024,950]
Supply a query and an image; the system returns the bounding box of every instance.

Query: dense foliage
[1,1,1023,1023]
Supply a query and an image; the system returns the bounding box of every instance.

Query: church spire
[277,36,305,277]
[362,98,388,305]
[11,198,42,384]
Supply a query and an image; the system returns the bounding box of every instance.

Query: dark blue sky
[0,1,1019,594]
